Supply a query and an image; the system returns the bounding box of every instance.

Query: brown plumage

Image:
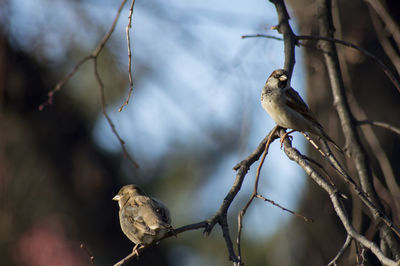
[113,184,173,254]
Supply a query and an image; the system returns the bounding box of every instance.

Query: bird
[261,69,341,151]
[112,184,174,255]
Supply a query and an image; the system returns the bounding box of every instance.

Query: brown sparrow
[113,184,173,255]
[261,69,341,150]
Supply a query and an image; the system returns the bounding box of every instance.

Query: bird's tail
[319,129,344,153]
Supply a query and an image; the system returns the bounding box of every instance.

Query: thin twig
[301,132,327,157]
[39,0,129,110]
[241,33,400,93]
[114,221,208,266]
[119,0,136,112]
[38,55,93,111]
[220,216,239,264]
[317,0,400,258]
[200,128,280,265]
[80,243,95,266]
[280,128,398,266]
[206,128,280,236]
[327,235,352,266]
[364,0,400,50]
[368,6,400,76]
[241,34,283,41]
[349,93,400,224]
[237,126,278,262]
[300,153,338,190]
[114,248,142,266]
[94,58,139,168]
[319,137,400,239]
[255,194,313,222]
[38,0,139,168]
[254,126,279,194]
[297,34,400,93]
[357,120,400,136]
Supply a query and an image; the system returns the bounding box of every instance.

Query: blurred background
[1,0,399,265]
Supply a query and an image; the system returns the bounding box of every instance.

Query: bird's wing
[285,87,322,128]
[151,197,171,224]
[124,197,157,236]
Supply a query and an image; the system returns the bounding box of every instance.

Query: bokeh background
[1,0,399,265]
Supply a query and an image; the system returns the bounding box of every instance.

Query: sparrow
[113,184,173,255]
[261,69,341,151]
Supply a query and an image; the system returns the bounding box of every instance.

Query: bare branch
[349,93,400,223]
[114,221,208,266]
[280,128,398,265]
[364,0,400,50]
[220,215,239,264]
[242,1,400,261]
[327,235,352,266]
[93,58,139,168]
[205,129,279,235]
[255,194,313,222]
[241,33,400,93]
[357,120,400,136]
[317,0,400,257]
[269,0,296,78]
[38,55,92,111]
[237,126,278,262]
[80,243,95,266]
[241,34,283,41]
[39,0,129,109]
[37,0,140,168]
[368,6,400,76]
[297,34,400,93]
[119,0,136,112]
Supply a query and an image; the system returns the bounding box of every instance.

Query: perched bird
[261,69,341,150]
[113,184,173,255]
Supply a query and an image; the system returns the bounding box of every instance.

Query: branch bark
[317,0,400,259]
[280,128,398,265]
[270,0,296,78]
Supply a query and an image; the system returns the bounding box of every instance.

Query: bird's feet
[132,244,141,257]
[280,130,295,149]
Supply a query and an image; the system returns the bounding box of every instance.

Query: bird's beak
[279,75,288,82]
[112,195,120,201]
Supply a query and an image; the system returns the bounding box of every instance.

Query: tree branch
[94,58,139,168]
[327,235,352,266]
[280,128,398,265]
[357,120,400,136]
[38,0,140,169]
[241,33,400,93]
[39,0,129,110]
[237,126,278,263]
[80,243,95,266]
[269,0,296,78]
[114,129,283,266]
[317,0,400,258]
[119,0,136,112]
[364,0,400,50]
